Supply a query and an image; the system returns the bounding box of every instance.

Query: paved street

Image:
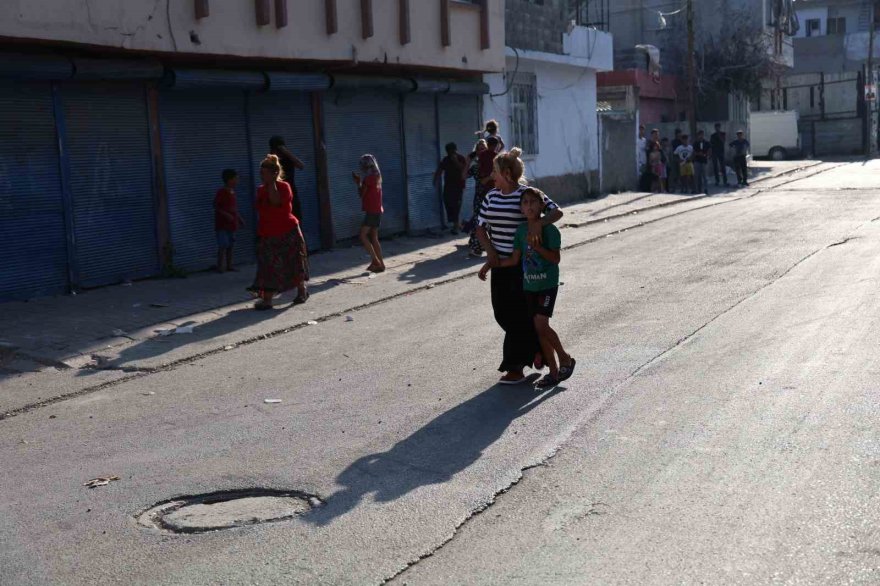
[2,159,879,585]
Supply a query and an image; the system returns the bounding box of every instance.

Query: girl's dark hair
[221,169,238,183]
[519,187,543,203]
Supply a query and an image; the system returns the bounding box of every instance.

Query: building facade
[483,0,613,201]
[754,0,879,155]
[600,0,794,125]
[0,0,504,300]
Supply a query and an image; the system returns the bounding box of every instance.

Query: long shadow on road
[304,381,565,527]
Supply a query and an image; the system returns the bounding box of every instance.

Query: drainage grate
[137,489,324,533]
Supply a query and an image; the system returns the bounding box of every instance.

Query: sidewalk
[0,158,819,380]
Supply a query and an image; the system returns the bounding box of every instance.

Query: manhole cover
[137,489,324,533]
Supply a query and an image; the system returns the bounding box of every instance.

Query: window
[826,17,846,34]
[510,73,538,155]
[806,18,821,37]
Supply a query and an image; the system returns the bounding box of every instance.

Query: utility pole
[686,0,697,137]
[866,0,876,156]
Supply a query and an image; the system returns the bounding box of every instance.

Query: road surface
[1,161,878,585]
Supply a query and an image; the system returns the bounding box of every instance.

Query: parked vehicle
[750,110,801,160]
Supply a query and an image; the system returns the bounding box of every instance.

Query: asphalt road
[2,161,879,585]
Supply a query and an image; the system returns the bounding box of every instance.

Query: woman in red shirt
[352,154,385,273]
[247,154,310,310]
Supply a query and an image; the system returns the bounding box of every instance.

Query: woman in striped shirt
[475,147,564,384]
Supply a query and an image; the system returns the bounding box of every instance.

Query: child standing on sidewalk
[479,188,576,388]
[352,154,385,273]
[214,168,243,273]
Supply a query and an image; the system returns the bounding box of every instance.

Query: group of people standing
[213,136,386,310]
[638,123,752,195]
[213,121,574,389]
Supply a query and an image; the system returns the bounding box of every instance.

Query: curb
[563,161,825,230]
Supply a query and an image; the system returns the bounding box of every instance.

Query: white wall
[795,7,829,37]
[482,57,602,188]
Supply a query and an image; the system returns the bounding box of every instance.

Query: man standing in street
[669,128,683,193]
[729,130,751,187]
[637,125,647,178]
[692,130,712,195]
[710,123,728,187]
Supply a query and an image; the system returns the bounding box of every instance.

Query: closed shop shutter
[160,90,255,272]
[0,83,68,300]
[438,95,480,224]
[62,82,158,288]
[324,91,405,240]
[403,94,443,231]
[248,92,321,250]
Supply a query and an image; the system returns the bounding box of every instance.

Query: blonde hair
[260,154,284,181]
[493,147,526,185]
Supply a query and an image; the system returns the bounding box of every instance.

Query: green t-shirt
[513,223,561,292]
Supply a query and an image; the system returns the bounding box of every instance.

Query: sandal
[254,300,272,311]
[536,374,560,389]
[293,291,309,305]
[558,358,576,382]
[368,265,386,273]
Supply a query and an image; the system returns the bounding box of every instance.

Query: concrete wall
[483,54,602,202]
[505,0,567,55]
[0,0,504,72]
[599,114,637,194]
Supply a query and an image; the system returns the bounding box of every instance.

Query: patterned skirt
[247,226,310,295]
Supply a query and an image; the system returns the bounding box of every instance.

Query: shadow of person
[304,381,565,527]
[79,303,293,374]
[397,245,483,285]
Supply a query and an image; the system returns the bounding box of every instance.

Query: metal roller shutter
[438,95,480,224]
[62,82,158,288]
[248,92,321,250]
[324,91,406,240]
[403,94,443,231]
[0,83,68,300]
[160,90,255,272]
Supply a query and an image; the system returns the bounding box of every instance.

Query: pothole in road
[137,489,324,534]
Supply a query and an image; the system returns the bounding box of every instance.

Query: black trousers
[443,186,463,225]
[712,154,727,184]
[490,265,540,373]
[734,155,748,184]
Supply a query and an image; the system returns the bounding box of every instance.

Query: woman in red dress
[247,154,310,310]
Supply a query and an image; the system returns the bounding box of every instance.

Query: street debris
[427,284,435,289]
[344,315,354,322]
[307,321,319,326]
[224,345,236,350]
[263,399,282,404]
[142,392,155,396]
[84,476,120,489]
[149,303,170,308]
[368,273,376,279]
[174,325,194,334]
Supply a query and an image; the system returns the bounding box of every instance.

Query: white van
[749,110,801,160]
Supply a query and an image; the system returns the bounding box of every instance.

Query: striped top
[477,184,559,257]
